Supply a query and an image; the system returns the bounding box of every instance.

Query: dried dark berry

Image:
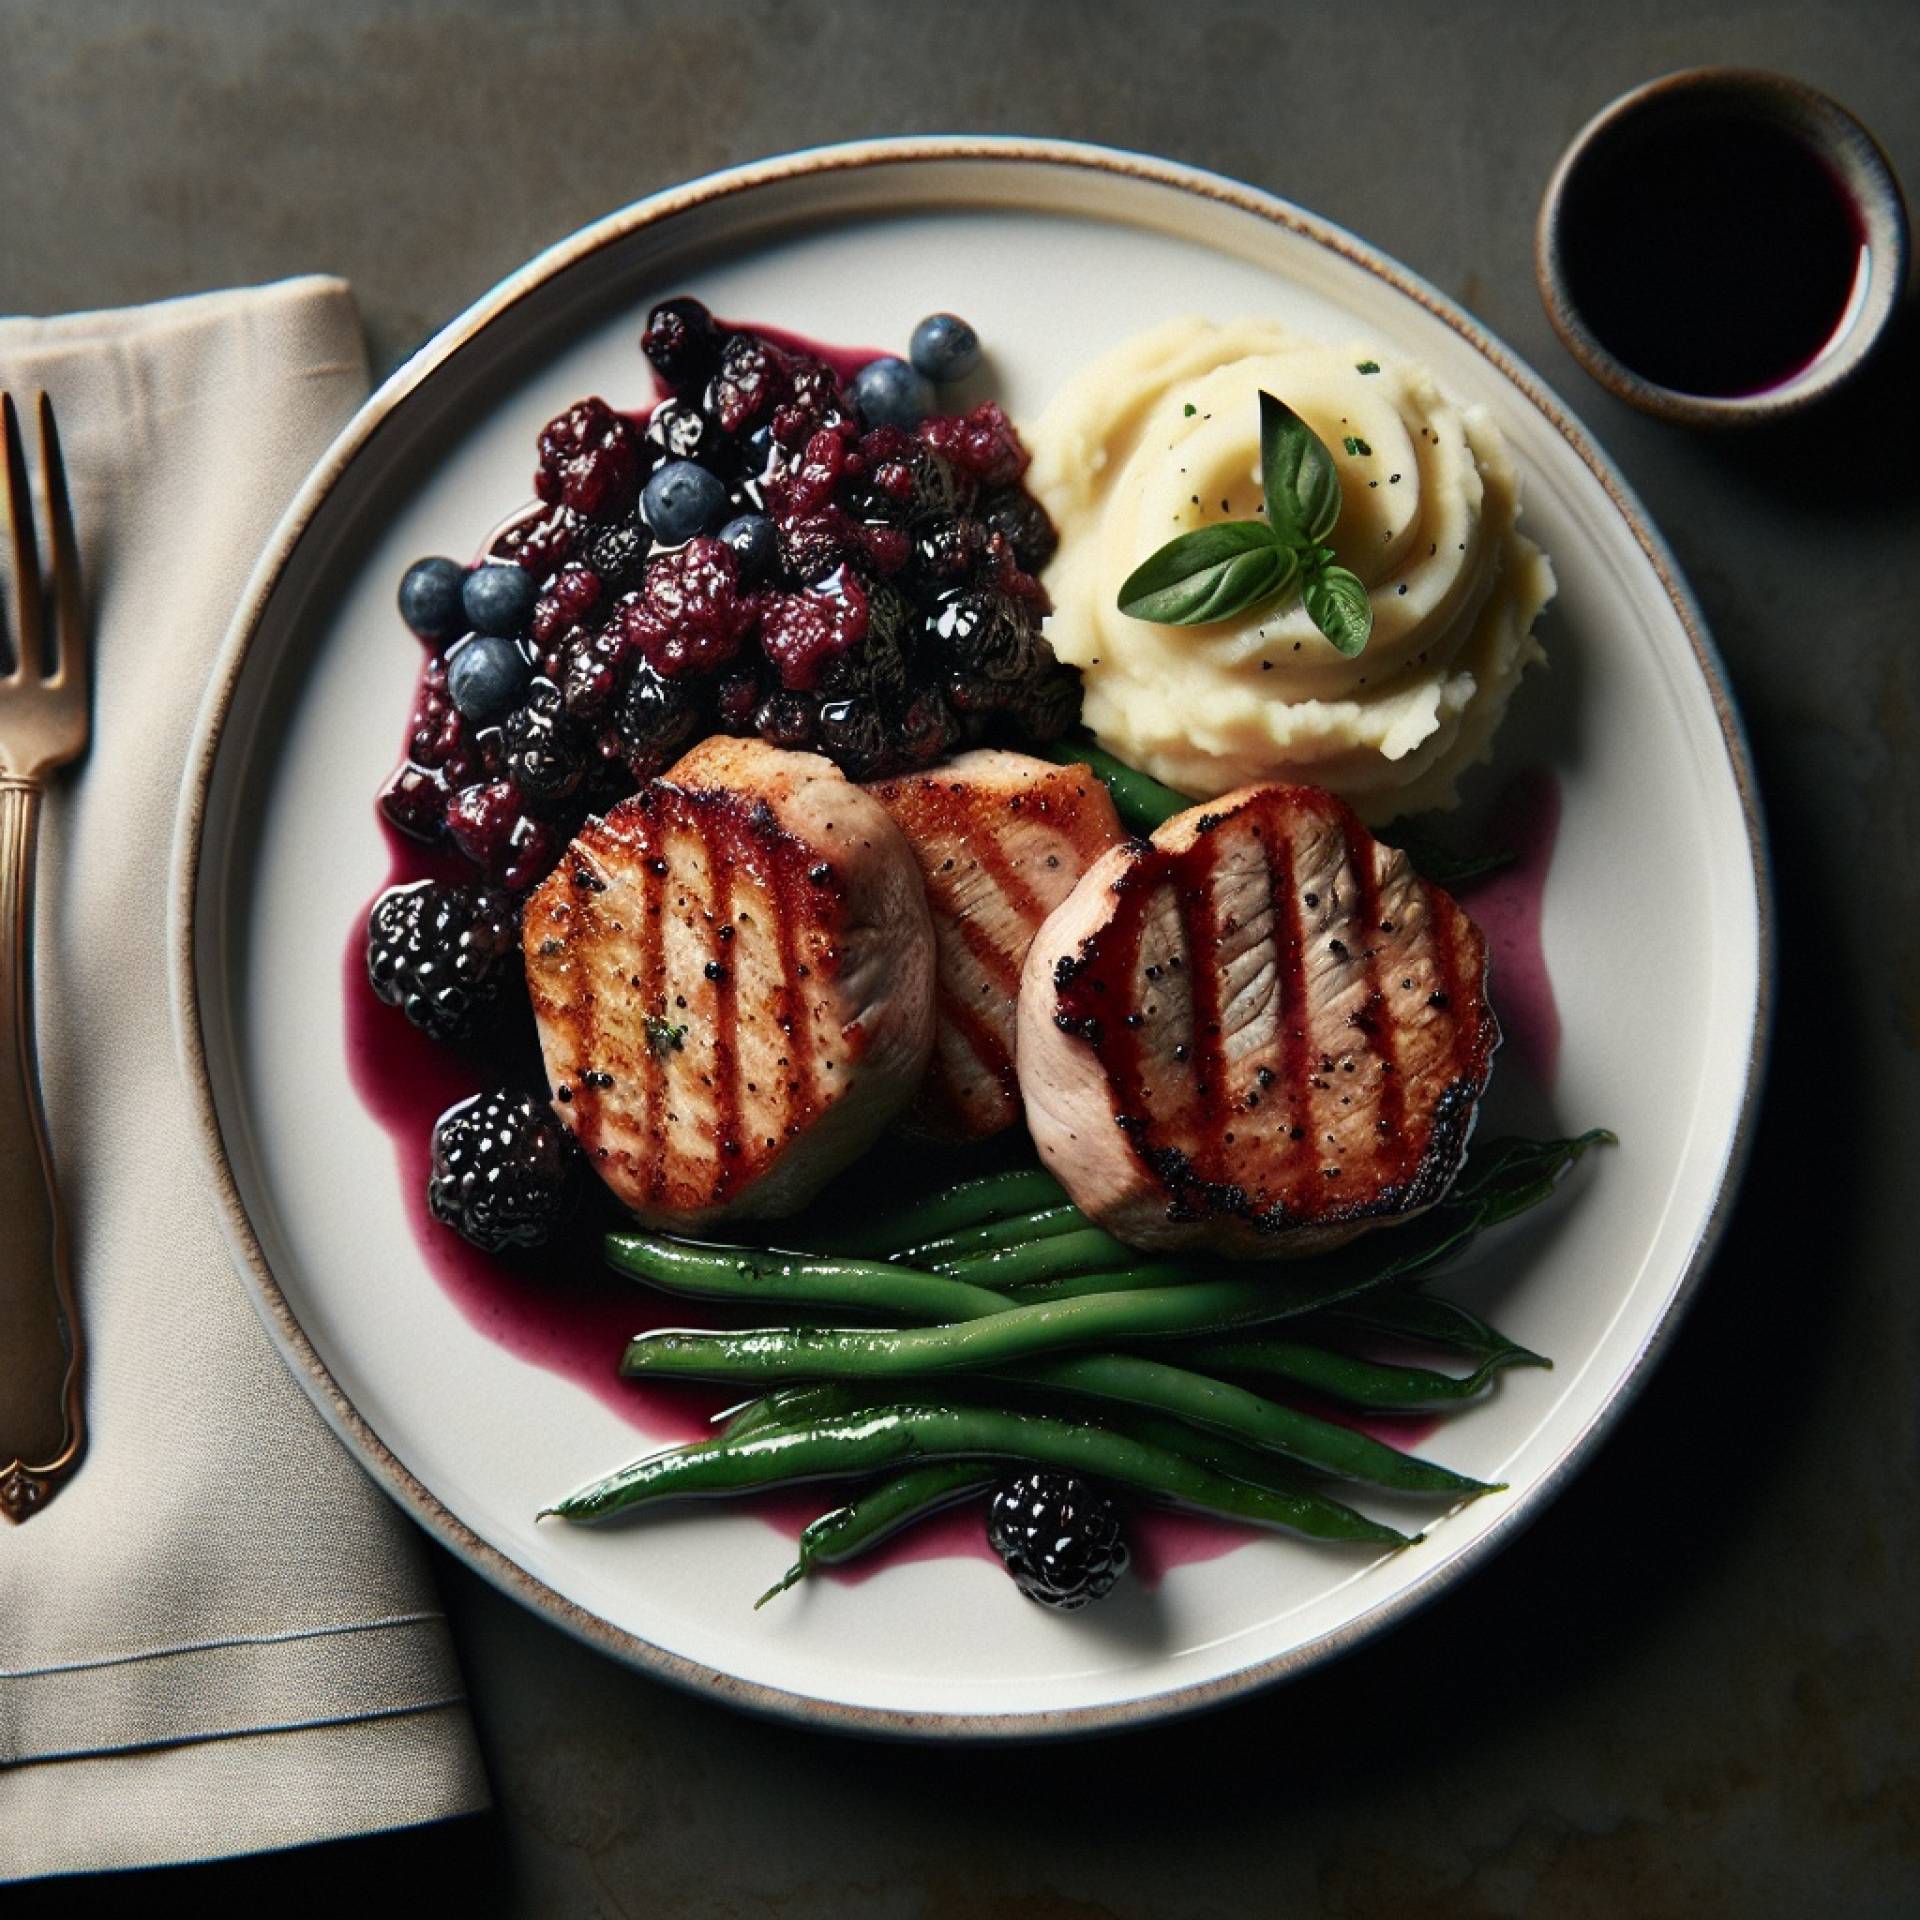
[366,879,519,1041]
[985,1469,1129,1611]
[814,694,893,779]
[753,687,819,751]
[427,1088,580,1253]
[925,585,1038,683]
[981,487,1058,574]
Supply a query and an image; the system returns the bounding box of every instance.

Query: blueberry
[398,557,469,641]
[462,562,539,638]
[446,634,530,722]
[718,513,778,584]
[642,459,728,545]
[851,356,935,430]
[909,314,982,385]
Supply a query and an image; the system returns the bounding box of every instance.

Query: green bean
[1314,1291,1550,1368]
[715,1381,873,1444]
[804,1168,1068,1256]
[993,1354,1493,1495]
[1374,819,1517,889]
[938,1226,1145,1285]
[1004,1262,1191,1302]
[605,1234,1008,1322]
[544,1401,1412,1547]
[620,1267,1410,1385]
[755,1463,994,1607]
[893,1205,1087,1266]
[1166,1336,1530,1410]
[1041,737,1194,835]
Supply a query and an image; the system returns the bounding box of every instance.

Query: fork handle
[0,777,84,1520]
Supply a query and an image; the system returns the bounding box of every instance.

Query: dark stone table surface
[6,2,1916,1913]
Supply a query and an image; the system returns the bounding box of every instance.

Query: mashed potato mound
[1026,318,1553,820]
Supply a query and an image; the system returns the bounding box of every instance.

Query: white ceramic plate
[174,139,1770,1736]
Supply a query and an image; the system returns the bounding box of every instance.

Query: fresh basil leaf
[1260,391,1342,548]
[1117,522,1297,626]
[1301,563,1374,656]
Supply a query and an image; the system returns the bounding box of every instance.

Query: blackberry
[615,659,705,776]
[489,501,581,579]
[558,624,630,725]
[378,761,451,843]
[582,515,653,596]
[366,879,519,1042]
[985,1469,1129,1611]
[642,296,723,394]
[502,678,588,809]
[981,487,1058,574]
[426,1088,580,1254]
[1018,660,1084,741]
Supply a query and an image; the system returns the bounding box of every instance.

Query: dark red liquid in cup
[1559,106,1867,398]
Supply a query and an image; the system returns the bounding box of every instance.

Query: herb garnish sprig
[1116,391,1374,656]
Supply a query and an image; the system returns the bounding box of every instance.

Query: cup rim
[1536,66,1910,428]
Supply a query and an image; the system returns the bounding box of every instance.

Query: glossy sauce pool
[345,767,1560,1588]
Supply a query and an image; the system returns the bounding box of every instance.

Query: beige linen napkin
[0,279,488,1879]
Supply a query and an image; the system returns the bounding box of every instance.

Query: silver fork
[0,391,89,1523]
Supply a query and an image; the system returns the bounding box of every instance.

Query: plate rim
[169,133,1775,1740]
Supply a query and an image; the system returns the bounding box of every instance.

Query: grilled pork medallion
[867,751,1125,1137]
[1018,784,1498,1259]
[523,737,935,1228]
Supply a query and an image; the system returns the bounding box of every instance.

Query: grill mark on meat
[1175,828,1228,1190]
[1346,827,1407,1166]
[1255,808,1313,1186]
[937,980,1016,1100]
[705,817,742,1196]
[1039,784,1498,1254]
[869,753,1124,1138]
[772,845,810,1143]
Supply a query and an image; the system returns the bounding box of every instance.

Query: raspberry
[427,1088,580,1254]
[530,563,603,646]
[916,401,1029,488]
[758,567,870,692]
[365,879,519,1042]
[408,656,476,773]
[535,397,642,519]
[617,539,755,679]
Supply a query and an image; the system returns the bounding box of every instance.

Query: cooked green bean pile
[546,1130,1613,1603]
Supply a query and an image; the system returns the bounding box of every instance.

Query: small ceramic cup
[1536,68,1909,428]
